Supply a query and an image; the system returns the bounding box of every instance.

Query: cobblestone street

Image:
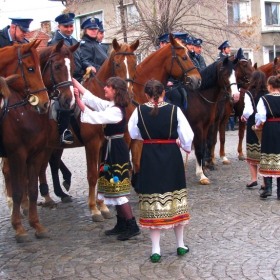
[0,129,280,280]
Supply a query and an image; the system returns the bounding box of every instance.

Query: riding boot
[260,177,272,198]
[57,109,74,145]
[277,178,280,200]
[117,217,141,241]
[105,215,127,235]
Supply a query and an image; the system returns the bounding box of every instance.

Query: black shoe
[105,215,127,236]
[61,130,74,144]
[117,217,141,241]
[246,181,257,188]
[260,187,272,198]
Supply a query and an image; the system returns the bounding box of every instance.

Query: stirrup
[61,129,74,144]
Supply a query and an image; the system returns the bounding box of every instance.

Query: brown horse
[205,55,254,171]
[3,40,80,214]
[0,41,50,243]
[129,34,202,176]
[37,39,140,222]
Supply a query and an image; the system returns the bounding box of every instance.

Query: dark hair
[267,74,280,90]
[248,70,267,97]
[106,77,130,107]
[144,79,164,116]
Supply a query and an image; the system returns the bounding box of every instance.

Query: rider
[0,17,33,47]
[185,36,202,73]
[96,20,108,54]
[48,12,82,145]
[80,17,108,75]
[217,40,231,61]
[193,38,207,70]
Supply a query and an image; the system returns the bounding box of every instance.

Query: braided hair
[144,79,164,116]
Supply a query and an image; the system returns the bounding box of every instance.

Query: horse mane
[199,61,219,90]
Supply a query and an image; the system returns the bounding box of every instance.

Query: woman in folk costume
[255,74,280,199]
[72,77,140,241]
[241,70,268,189]
[128,79,194,263]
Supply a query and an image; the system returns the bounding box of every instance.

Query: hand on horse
[74,88,85,112]
[87,66,97,74]
[72,78,85,95]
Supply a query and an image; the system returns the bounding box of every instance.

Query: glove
[74,88,85,112]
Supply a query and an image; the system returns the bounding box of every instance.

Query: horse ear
[274,57,278,65]
[169,33,175,45]
[112,38,121,52]
[130,39,139,51]
[33,40,41,49]
[253,62,257,70]
[54,39,64,52]
[23,40,37,52]
[5,74,21,85]
[69,42,80,54]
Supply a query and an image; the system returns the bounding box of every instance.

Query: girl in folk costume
[241,71,268,189]
[128,79,194,263]
[255,74,280,199]
[72,77,140,240]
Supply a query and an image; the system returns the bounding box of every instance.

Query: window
[227,0,250,24]
[265,2,280,25]
[117,3,139,28]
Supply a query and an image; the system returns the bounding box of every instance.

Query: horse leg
[205,124,216,170]
[38,147,55,206]
[237,120,246,160]
[49,149,72,203]
[59,158,72,191]
[219,117,231,165]
[26,152,50,240]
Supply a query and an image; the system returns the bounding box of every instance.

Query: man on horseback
[96,21,108,54]
[193,38,207,70]
[217,40,231,61]
[185,36,202,73]
[0,17,33,47]
[48,13,82,145]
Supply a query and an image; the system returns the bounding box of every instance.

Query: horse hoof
[200,179,210,185]
[35,230,50,239]
[101,210,113,219]
[39,200,56,208]
[61,196,73,203]
[223,160,231,165]
[91,214,105,222]
[63,181,71,192]
[238,155,246,161]
[15,234,31,243]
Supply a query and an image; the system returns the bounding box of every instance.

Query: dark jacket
[196,54,207,70]
[0,25,29,48]
[80,34,108,72]
[188,51,202,73]
[48,30,83,82]
[217,52,228,61]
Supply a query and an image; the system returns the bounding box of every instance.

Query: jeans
[226,117,235,130]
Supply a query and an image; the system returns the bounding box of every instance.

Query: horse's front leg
[27,152,50,240]
[219,119,231,165]
[237,120,246,160]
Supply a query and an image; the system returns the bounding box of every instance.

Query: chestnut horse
[0,41,50,243]
[129,34,202,177]
[37,39,140,222]
[3,40,80,215]
[205,55,254,172]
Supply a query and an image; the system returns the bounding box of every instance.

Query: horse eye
[27,67,34,72]
[115,63,120,68]
[54,64,60,70]
[182,57,187,61]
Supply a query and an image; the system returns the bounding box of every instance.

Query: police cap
[185,36,194,45]
[55,13,75,26]
[218,40,231,50]
[81,17,99,30]
[172,32,188,42]
[158,33,169,43]
[9,17,33,32]
[98,20,105,32]
[193,38,203,47]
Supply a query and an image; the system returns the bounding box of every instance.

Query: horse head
[0,40,49,114]
[111,38,139,96]
[39,40,80,110]
[165,34,201,89]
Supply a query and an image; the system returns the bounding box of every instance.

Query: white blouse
[80,90,123,125]
[128,104,194,153]
[242,92,254,121]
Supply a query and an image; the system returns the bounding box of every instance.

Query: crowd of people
[1,12,280,263]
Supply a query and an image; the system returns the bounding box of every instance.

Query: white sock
[174,225,188,249]
[150,229,161,255]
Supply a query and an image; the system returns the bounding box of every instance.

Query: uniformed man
[158,33,169,49]
[193,38,207,70]
[217,40,231,61]
[185,36,201,73]
[0,17,33,47]
[48,12,82,145]
[80,17,108,75]
[96,20,108,54]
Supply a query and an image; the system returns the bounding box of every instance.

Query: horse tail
[0,76,11,99]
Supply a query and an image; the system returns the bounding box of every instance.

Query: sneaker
[61,130,74,144]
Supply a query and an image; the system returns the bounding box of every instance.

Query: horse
[205,54,254,172]
[36,39,140,222]
[129,34,202,177]
[0,40,51,243]
[3,40,80,216]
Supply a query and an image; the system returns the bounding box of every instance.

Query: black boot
[260,177,272,198]
[105,215,127,236]
[117,217,140,241]
[277,178,280,200]
[57,110,74,145]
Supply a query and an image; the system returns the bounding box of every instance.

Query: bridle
[234,59,251,89]
[41,52,73,100]
[273,59,280,75]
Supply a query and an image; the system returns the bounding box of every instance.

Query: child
[128,79,194,262]
[73,77,140,241]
